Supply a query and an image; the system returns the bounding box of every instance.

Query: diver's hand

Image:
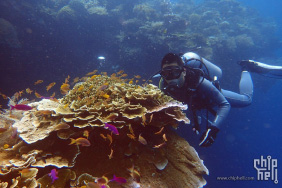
[192,126,200,135]
[199,125,219,147]
[192,124,200,135]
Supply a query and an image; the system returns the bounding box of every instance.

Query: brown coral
[0,74,207,187]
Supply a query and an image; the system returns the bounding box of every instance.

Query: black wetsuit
[159,69,230,129]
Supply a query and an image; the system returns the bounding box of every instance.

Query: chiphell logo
[254,155,278,184]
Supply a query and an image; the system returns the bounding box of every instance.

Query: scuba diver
[158,52,282,147]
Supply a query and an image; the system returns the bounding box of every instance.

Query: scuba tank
[181,52,222,81]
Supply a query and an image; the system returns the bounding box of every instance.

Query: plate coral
[0,74,208,187]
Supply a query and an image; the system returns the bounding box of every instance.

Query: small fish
[108,148,114,159]
[128,166,140,183]
[34,80,43,85]
[10,104,33,111]
[149,114,153,124]
[26,88,33,94]
[155,127,164,135]
[89,85,94,89]
[100,133,107,140]
[0,93,8,99]
[127,133,136,140]
[48,168,58,184]
[120,73,128,78]
[102,94,110,99]
[35,91,41,98]
[83,130,89,139]
[90,75,98,80]
[50,92,56,98]
[107,134,113,145]
[134,75,141,79]
[117,70,124,75]
[18,90,24,96]
[73,77,80,84]
[46,82,56,91]
[153,142,166,149]
[65,75,70,83]
[60,83,70,94]
[128,124,134,135]
[138,134,147,145]
[86,70,98,76]
[3,144,9,149]
[163,134,167,142]
[141,114,146,126]
[78,85,84,92]
[104,123,119,135]
[110,174,127,184]
[69,137,91,147]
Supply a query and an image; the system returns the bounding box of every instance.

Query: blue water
[191,1,282,187]
[1,0,281,187]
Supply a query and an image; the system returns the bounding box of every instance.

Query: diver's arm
[197,79,230,147]
[197,79,231,128]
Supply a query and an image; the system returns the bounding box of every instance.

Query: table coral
[0,74,208,187]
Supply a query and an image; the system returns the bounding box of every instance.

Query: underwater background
[0,0,281,187]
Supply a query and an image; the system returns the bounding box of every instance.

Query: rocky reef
[0,0,280,66]
[0,74,208,187]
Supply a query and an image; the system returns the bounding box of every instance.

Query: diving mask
[160,66,184,80]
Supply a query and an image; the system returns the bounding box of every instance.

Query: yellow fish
[102,94,110,99]
[69,137,91,147]
[138,134,147,145]
[46,82,56,91]
[34,80,43,85]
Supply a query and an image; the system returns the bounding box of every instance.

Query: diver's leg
[238,60,282,78]
[221,71,253,107]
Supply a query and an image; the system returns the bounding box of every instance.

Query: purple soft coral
[48,168,58,183]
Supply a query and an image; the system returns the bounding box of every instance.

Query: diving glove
[199,125,219,147]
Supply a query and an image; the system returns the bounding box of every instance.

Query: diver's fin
[238,60,282,78]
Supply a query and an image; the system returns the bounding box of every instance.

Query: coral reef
[0,74,208,187]
[87,6,108,15]
[1,0,280,72]
[56,5,77,21]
